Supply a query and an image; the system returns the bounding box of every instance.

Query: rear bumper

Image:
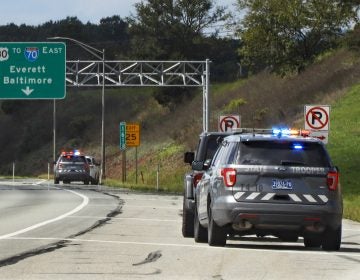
[212,196,342,233]
[56,172,90,182]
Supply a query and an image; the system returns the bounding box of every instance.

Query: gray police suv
[194,128,342,251]
[54,151,91,185]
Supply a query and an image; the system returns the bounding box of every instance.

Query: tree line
[1,0,358,78]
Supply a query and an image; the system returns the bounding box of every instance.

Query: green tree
[128,0,235,110]
[236,0,359,74]
[129,0,228,59]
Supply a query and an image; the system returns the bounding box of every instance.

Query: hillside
[104,48,360,220]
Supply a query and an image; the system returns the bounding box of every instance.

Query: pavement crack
[0,240,70,267]
[133,250,162,266]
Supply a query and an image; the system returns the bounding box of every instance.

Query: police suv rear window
[60,156,86,163]
[230,141,330,167]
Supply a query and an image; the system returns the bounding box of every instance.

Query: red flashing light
[290,129,310,137]
[300,129,310,137]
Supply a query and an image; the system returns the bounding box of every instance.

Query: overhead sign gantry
[65,60,211,132]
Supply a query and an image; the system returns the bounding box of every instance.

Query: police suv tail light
[193,173,203,188]
[327,171,339,191]
[221,168,237,187]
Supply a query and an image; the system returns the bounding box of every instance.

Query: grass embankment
[104,83,360,223]
[103,142,188,193]
[327,84,360,221]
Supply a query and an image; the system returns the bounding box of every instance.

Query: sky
[0,0,238,26]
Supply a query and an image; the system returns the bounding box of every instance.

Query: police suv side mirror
[184,152,195,165]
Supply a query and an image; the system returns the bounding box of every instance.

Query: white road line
[123,205,180,209]
[32,179,47,185]
[69,216,179,222]
[0,188,89,240]
[122,197,181,202]
[343,228,360,232]
[7,236,360,258]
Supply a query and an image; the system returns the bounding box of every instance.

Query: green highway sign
[120,122,126,150]
[0,42,66,99]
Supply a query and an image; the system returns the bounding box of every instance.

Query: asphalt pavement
[0,179,359,279]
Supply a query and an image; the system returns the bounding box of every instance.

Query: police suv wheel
[303,235,322,248]
[208,206,226,247]
[322,225,342,251]
[182,196,194,237]
[194,204,207,243]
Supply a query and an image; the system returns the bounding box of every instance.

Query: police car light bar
[232,128,310,137]
[272,128,311,137]
[60,149,83,156]
[232,128,273,134]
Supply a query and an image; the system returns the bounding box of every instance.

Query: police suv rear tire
[182,196,194,237]
[208,206,227,247]
[322,225,341,251]
[54,178,59,184]
[303,235,322,248]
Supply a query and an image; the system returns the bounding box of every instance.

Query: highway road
[0,179,359,279]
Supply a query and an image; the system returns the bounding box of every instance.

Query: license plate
[272,179,293,190]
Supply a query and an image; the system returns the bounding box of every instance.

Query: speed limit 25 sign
[126,123,140,147]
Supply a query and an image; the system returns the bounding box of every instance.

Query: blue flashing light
[293,144,303,150]
[73,149,81,156]
[272,128,291,136]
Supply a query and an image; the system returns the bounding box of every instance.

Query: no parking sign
[219,115,240,132]
[304,105,330,144]
[305,105,330,130]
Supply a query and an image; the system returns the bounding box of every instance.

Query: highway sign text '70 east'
[0,42,66,99]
